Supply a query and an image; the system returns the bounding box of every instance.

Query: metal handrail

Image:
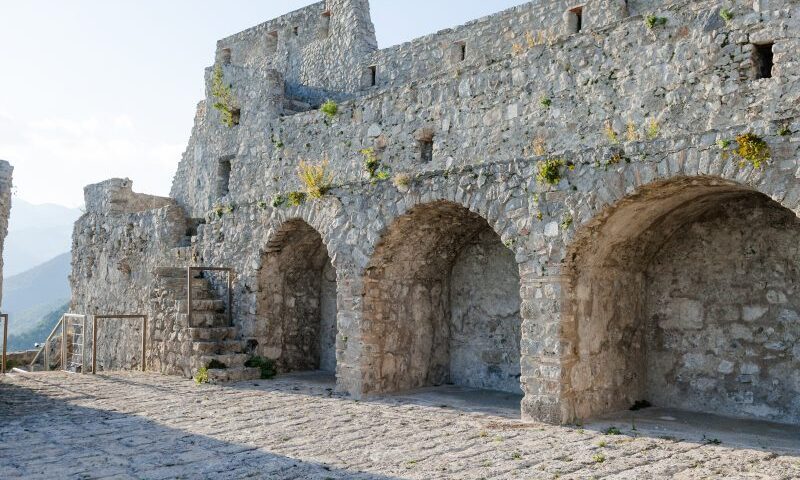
[187,267,234,328]
[92,315,147,374]
[28,314,89,373]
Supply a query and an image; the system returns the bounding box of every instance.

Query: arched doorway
[257,219,337,373]
[362,201,522,396]
[563,177,800,424]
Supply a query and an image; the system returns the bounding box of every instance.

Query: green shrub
[645,15,668,29]
[320,100,338,119]
[536,158,566,186]
[297,159,334,199]
[245,356,277,380]
[211,64,239,127]
[735,132,770,168]
[287,191,307,207]
[194,367,209,385]
[540,96,552,108]
[361,148,390,181]
[720,8,734,22]
[271,194,286,208]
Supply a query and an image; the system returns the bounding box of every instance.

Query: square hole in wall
[220,48,232,65]
[448,41,467,63]
[293,26,300,36]
[752,42,774,79]
[566,5,584,34]
[267,31,279,54]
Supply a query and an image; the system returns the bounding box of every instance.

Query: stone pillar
[0,160,12,307]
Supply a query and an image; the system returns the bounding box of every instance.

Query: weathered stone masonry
[0,160,11,306]
[71,0,800,425]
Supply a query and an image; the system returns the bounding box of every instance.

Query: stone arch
[561,174,800,425]
[255,218,338,373]
[361,200,523,396]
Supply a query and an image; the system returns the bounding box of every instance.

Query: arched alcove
[563,176,800,424]
[362,201,522,396]
[256,219,337,373]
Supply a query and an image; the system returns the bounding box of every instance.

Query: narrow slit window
[753,43,774,79]
[459,42,466,61]
[293,26,300,36]
[230,108,241,126]
[567,6,584,34]
[217,156,234,198]
[369,65,377,86]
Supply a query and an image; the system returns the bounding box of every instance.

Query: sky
[0,0,528,208]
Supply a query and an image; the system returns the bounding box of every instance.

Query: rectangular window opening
[369,65,377,86]
[230,108,241,126]
[753,43,774,79]
[293,26,300,36]
[217,156,234,198]
[567,6,584,34]
[419,138,434,163]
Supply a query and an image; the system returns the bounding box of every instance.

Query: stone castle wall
[71,0,800,424]
[0,160,12,308]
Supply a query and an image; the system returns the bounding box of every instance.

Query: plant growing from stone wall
[393,172,411,191]
[735,133,770,168]
[245,356,277,379]
[645,119,660,140]
[645,15,668,29]
[287,191,307,207]
[211,64,239,128]
[297,159,334,199]
[272,194,286,208]
[536,158,566,186]
[361,148,390,181]
[720,8,734,23]
[320,100,338,119]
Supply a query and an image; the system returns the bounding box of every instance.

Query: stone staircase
[154,267,259,383]
[282,96,314,116]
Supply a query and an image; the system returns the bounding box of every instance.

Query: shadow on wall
[0,379,402,479]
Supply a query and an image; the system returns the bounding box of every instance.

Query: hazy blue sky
[0,0,528,207]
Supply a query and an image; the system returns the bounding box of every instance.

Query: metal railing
[92,315,147,374]
[28,314,89,373]
[187,267,233,328]
[1,314,7,374]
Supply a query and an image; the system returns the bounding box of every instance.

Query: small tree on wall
[211,64,239,127]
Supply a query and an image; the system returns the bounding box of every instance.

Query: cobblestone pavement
[1,371,798,480]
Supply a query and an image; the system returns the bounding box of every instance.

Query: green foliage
[393,173,411,189]
[540,96,552,108]
[211,64,239,127]
[604,125,620,145]
[735,132,770,168]
[645,15,668,29]
[604,426,622,435]
[206,359,227,370]
[271,135,284,149]
[257,200,268,210]
[720,8,734,22]
[717,139,731,149]
[194,367,209,385]
[287,191,307,207]
[297,159,334,199]
[213,204,235,218]
[778,125,791,136]
[536,158,566,186]
[560,212,573,231]
[361,148,391,181]
[645,119,660,140]
[592,454,606,463]
[320,100,338,119]
[245,356,277,379]
[271,194,286,208]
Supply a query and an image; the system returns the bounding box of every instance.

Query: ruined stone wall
[71,0,800,425]
[0,160,11,308]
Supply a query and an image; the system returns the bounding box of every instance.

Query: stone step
[179,312,229,328]
[197,353,250,368]
[207,367,261,383]
[188,327,238,342]
[176,299,226,313]
[191,340,245,355]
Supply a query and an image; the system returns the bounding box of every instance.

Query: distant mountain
[2,252,71,337]
[4,197,81,276]
[7,303,68,353]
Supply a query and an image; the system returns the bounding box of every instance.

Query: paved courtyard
[1,371,798,479]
